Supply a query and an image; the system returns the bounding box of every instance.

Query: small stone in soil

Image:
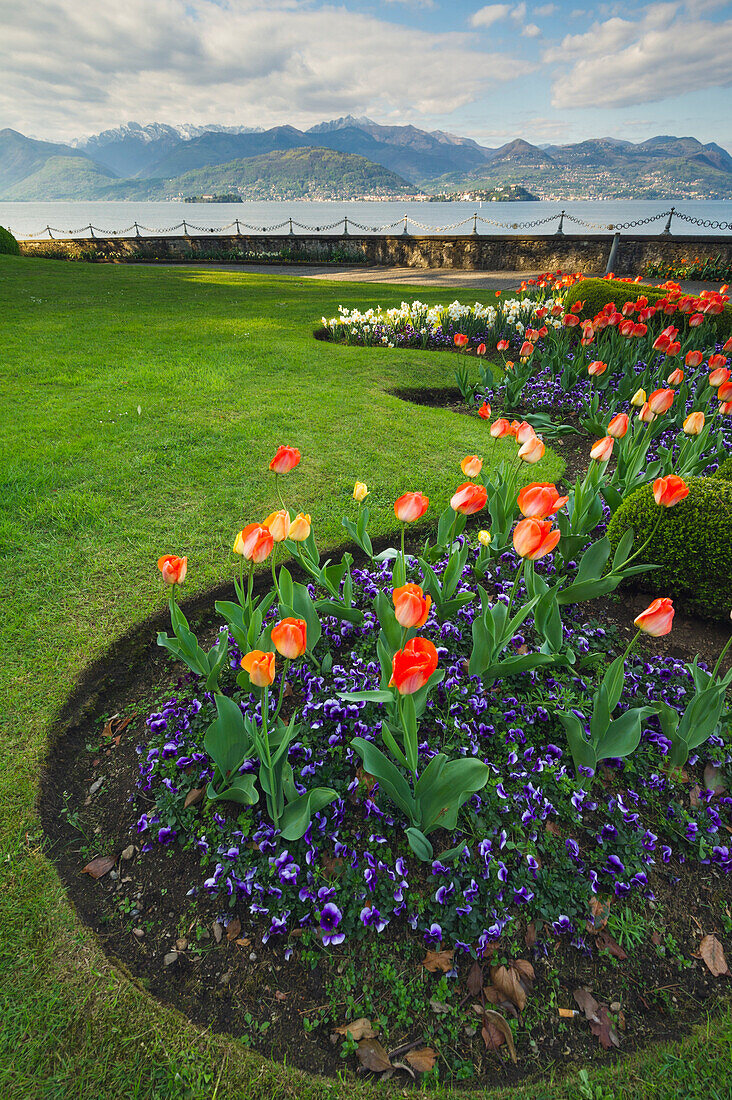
[163,951,179,966]
[610,1001,621,1012]
[175,938,188,952]
[89,778,104,795]
[132,928,144,939]
[121,845,135,860]
[212,922,223,943]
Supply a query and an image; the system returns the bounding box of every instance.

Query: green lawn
[1,254,730,1099]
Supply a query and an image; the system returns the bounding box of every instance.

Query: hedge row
[0,226,19,257]
[563,278,732,340]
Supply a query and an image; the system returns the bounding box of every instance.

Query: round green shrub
[0,225,19,256]
[563,278,732,340]
[715,456,732,482]
[607,475,732,619]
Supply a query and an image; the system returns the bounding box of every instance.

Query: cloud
[0,0,534,140]
[534,3,557,14]
[546,3,732,107]
[469,3,512,27]
[382,0,437,8]
[522,22,541,35]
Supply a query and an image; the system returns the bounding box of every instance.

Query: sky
[2,0,731,149]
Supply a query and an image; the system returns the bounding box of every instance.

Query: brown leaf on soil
[212,921,223,943]
[322,855,344,880]
[102,714,134,738]
[274,990,288,1001]
[235,937,251,948]
[483,986,519,1019]
[81,855,115,879]
[405,1047,437,1073]
[225,918,241,942]
[689,783,702,808]
[490,962,533,1012]
[651,929,663,946]
[512,959,535,985]
[333,1018,377,1041]
[356,766,377,792]
[184,787,205,809]
[699,934,731,977]
[595,929,628,960]
[356,1038,393,1074]
[573,988,601,1022]
[476,1008,517,1063]
[704,764,726,795]
[587,895,611,932]
[589,1005,621,1050]
[467,960,484,997]
[544,820,561,837]
[525,922,537,950]
[516,643,529,655]
[422,948,454,973]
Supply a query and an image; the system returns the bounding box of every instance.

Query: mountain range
[2,118,732,201]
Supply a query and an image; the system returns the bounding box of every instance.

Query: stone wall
[18,231,732,275]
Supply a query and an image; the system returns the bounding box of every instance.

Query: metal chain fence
[14,207,732,239]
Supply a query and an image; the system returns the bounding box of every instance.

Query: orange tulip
[518,435,545,464]
[685,350,703,368]
[653,475,689,508]
[719,380,732,403]
[450,482,488,515]
[637,402,656,423]
[517,483,568,519]
[666,368,684,387]
[288,512,312,541]
[562,313,580,327]
[496,339,510,351]
[478,401,491,420]
[634,598,674,637]
[709,366,731,387]
[157,555,187,585]
[516,421,536,445]
[233,523,274,562]
[454,333,468,348]
[683,411,705,435]
[648,388,675,415]
[723,336,732,352]
[720,401,732,415]
[392,584,431,629]
[394,492,429,522]
[607,412,629,439]
[271,618,307,660]
[587,360,607,377]
[519,340,534,359]
[263,509,290,542]
[389,637,439,695]
[590,436,614,462]
[269,446,301,474]
[490,417,512,438]
[688,312,705,327]
[241,649,276,686]
[477,343,487,356]
[513,517,560,560]
[461,455,483,477]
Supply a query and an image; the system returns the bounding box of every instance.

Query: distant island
[429,184,538,202]
[1,118,731,201]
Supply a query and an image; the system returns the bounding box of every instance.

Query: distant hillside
[2,119,732,200]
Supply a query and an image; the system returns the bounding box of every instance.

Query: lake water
[1,199,731,239]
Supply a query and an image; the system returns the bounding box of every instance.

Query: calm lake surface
[1,199,731,239]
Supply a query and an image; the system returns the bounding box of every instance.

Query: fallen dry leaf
[333,1018,377,1041]
[274,990,288,1002]
[235,937,251,948]
[467,960,483,997]
[704,764,726,795]
[81,855,115,879]
[525,922,537,950]
[226,918,241,942]
[689,783,702,808]
[184,787,205,809]
[573,988,600,1022]
[699,934,731,977]
[490,962,533,1012]
[483,985,519,1019]
[212,921,223,943]
[588,895,611,932]
[475,1007,517,1063]
[422,948,454,974]
[356,1038,393,1074]
[595,929,628,960]
[405,1047,437,1073]
[590,1005,620,1050]
[544,820,561,837]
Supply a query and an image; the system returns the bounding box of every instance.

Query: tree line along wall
[18,233,732,275]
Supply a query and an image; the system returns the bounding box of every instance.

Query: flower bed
[44,282,732,1088]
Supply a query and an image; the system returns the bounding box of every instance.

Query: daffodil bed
[43,274,732,1088]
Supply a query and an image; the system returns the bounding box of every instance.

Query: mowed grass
[1,254,730,1100]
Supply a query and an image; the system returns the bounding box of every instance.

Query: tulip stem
[272,658,291,723]
[506,557,525,623]
[246,561,254,610]
[710,634,732,684]
[620,627,642,668]
[274,472,286,511]
[271,544,281,602]
[400,524,406,585]
[259,686,279,829]
[623,512,664,567]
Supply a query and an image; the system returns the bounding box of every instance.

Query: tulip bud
[719,380,732,402]
[461,455,483,477]
[513,517,560,560]
[478,530,492,546]
[241,649,276,687]
[353,481,369,503]
[666,368,684,387]
[271,618,307,660]
[450,482,488,515]
[630,388,646,407]
[518,435,545,464]
[477,343,486,356]
[709,366,731,387]
[490,418,512,438]
[157,555,187,585]
[288,512,312,541]
[515,421,536,445]
[478,401,491,420]
[682,411,705,435]
[653,475,689,508]
[685,350,703,368]
[607,412,629,439]
[394,492,429,523]
[519,341,534,359]
[590,436,614,462]
[392,584,431,629]
[233,523,274,562]
[587,360,607,377]
[496,339,510,351]
[263,509,290,543]
[647,388,675,415]
[269,446,301,474]
[454,333,468,348]
[634,597,674,637]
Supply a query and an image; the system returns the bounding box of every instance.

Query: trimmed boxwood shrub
[0,225,19,256]
[563,278,732,340]
[715,456,732,481]
[607,476,732,620]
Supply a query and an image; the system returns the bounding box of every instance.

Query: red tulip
[709,366,730,387]
[450,482,488,515]
[477,343,487,356]
[666,367,684,387]
[271,618,307,659]
[653,476,689,508]
[269,446,301,474]
[389,637,439,695]
[392,584,431,629]
[647,388,675,415]
[718,380,732,402]
[634,598,674,637]
[722,336,732,352]
[496,339,510,351]
[637,402,656,423]
[517,483,568,519]
[478,401,491,420]
[515,421,536,445]
[688,313,705,327]
[607,412,629,438]
[454,333,468,348]
[519,341,534,359]
[587,360,607,377]
[685,350,703,368]
[394,492,429,522]
[157,555,187,585]
[562,313,580,328]
[512,517,560,560]
[241,649,276,686]
[233,523,274,562]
